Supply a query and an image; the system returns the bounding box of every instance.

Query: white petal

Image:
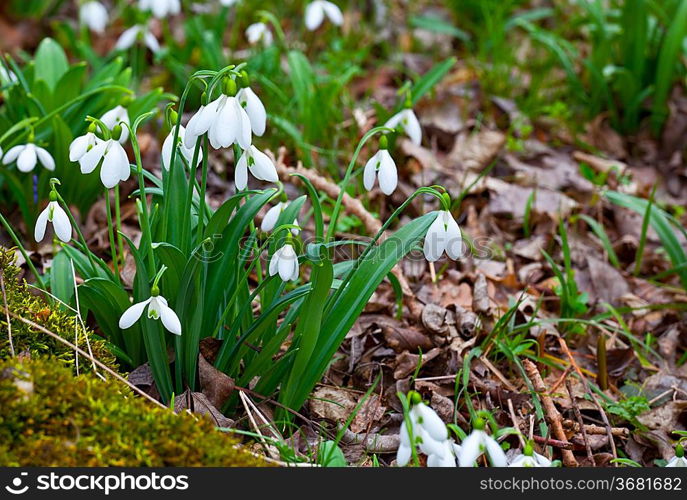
[402,109,422,146]
[423,212,447,262]
[268,250,280,276]
[210,97,236,149]
[184,105,206,148]
[377,149,397,195]
[362,152,378,192]
[235,151,248,190]
[444,211,462,260]
[35,147,55,171]
[305,2,325,30]
[413,403,447,442]
[484,434,507,467]
[115,26,141,51]
[34,206,49,242]
[69,134,90,162]
[249,146,278,183]
[239,88,267,136]
[2,145,24,165]
[158,300,182,335]
[101,141,128,188]
[278,245,298,281]
[79,139,108,174]
[50,202,72,243]
[321,1,344,25]
[383,111,403,132]
[417,431,445,457]
[261,203,285,232]
[396,444,412,467]
[457,431,483,467]
[144,31,160,53]
[17,144,37,172]
[119,298,151,329]
[235,99,253,149]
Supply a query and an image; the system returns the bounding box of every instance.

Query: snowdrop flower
[79,1,108,34]
[100,106,130,143]
[237,84,267,136]
[384,107,421,146]
[139,0,180,18]
[2,143,55,173]
[665,445,687,467]
[78,138,130,188]
[0,65,17,86]
[363,136,397,195]
[269,243,299,282]
[119,288,182,335]
[246,22,273,46]
[423,210,462,262]
[35,192,71,243]
[427,440,461,467]
[235,145,278,190]
[508,443,552,467]
[305,1,343,31]
[261,202,300,236]
[220,0,239,5]
[397,396,456,467]
[458,420,508,467]
[69,132,100,162]
[184,80,252,150]
[161,125,199,170]
[115,24,161,54]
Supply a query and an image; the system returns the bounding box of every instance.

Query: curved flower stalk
[246,22,273,47]
[457,419,508,467]
[269,241,299,282]
[235,145,278,190]
[363,135,397,195]
[79,1,108,34]
[305,1,343,31]
[665,444,686,467]
[161,124,198,170]
[139,0,180,18]
[423,209,462,262]
[115,24,161,54]
[35,188,71,243]
[119,268,181,335]
[100,106,130,143]
[184,79,252,150]
[384,107,421,146]
[508,442,552,467]
[2,143,55,173]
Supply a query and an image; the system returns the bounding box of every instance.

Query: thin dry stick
[558,337,618,463]
[566,378,594,465]
[523,359,578,466]
[238,391,281,460]
[9,311,166,409]
[507,398,526,448]
[0,273,14,357]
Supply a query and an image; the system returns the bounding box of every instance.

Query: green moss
[0,247,116,373]
[0,357,268,466]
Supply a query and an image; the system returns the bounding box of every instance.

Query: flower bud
[379,134,388,150]
[223,77,238,97]
[239,70,250,88]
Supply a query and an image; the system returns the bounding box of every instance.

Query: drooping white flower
[261,202,300,236]
[363,148,397,195]
[69,132,100,162]
[115,24,161,54]
[161,125,199,170]
[237,86,266,136]
[427,440,461,467]
[397,400,458,467]
[269,244,299,282]
[79,1,108,34]
[508,450,552,468]
[246,22,273,46]
[119,293,182,335]
[665,446,687,467]
[139,0,180,18]
[305,1,343,31]
[458,427,507,467]
[100,106,130,143]
[78,138,130,188]
[2,143,55,173]
[0,65,17,86]
[35,200,71,243]
[384,108,422,146]
[423,210,462,262]
[235,145,278,190]
[184,94,252,150]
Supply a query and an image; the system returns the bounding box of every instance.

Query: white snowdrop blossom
[397,399,459,467]
[119,292,182,335]
[246,22,273,46]
[384,108,422,146]
[115,25,161,54]
[100,106,130,143]
[305,1,343,31]
[457,426,508,467]
[139,0,180,18]
[665,446,686,467]
[161,125,199,170]
[235,145,278,190]
[363,148,397,195]
[508,450,552,468]
[184,94,252,150]
[423,210,462,262]
[69,132,100,162]
[2,143,55,173]
[78,138,130,188]
[237,86,267,136]
[269,244,299,282]
[35,200,71,243]
[79,1,108,34]
[0,65,18,86]
[261,202,300,236]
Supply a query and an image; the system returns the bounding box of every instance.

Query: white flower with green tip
[2,143,55,173]
[35,191,71,243]
[100,105,130,143]
[119,278,181,335]
[363,137,397,195]
[384,108,422,146]
[269,243,299,282]
[79,1,108,34]
[246,23,273,47]
[235,145,278,190]
[305,1,343,31]
[161,125,198,170]
[457,419,507,467]
[423,210,462,262]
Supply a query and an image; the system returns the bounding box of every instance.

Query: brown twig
[523,359,578,466]
[531,435,574,450]
[566,378,594,465]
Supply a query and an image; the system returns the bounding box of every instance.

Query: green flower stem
[0,213,46,290]
[104,188,121,284]
[181,138,203,255]
[129,126,156,272]
[54,192,98,276]
[114,186,124,272]
[197,136,210,247]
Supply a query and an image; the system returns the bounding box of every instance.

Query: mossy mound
[0,357,268,466]
[0,247,116,372]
